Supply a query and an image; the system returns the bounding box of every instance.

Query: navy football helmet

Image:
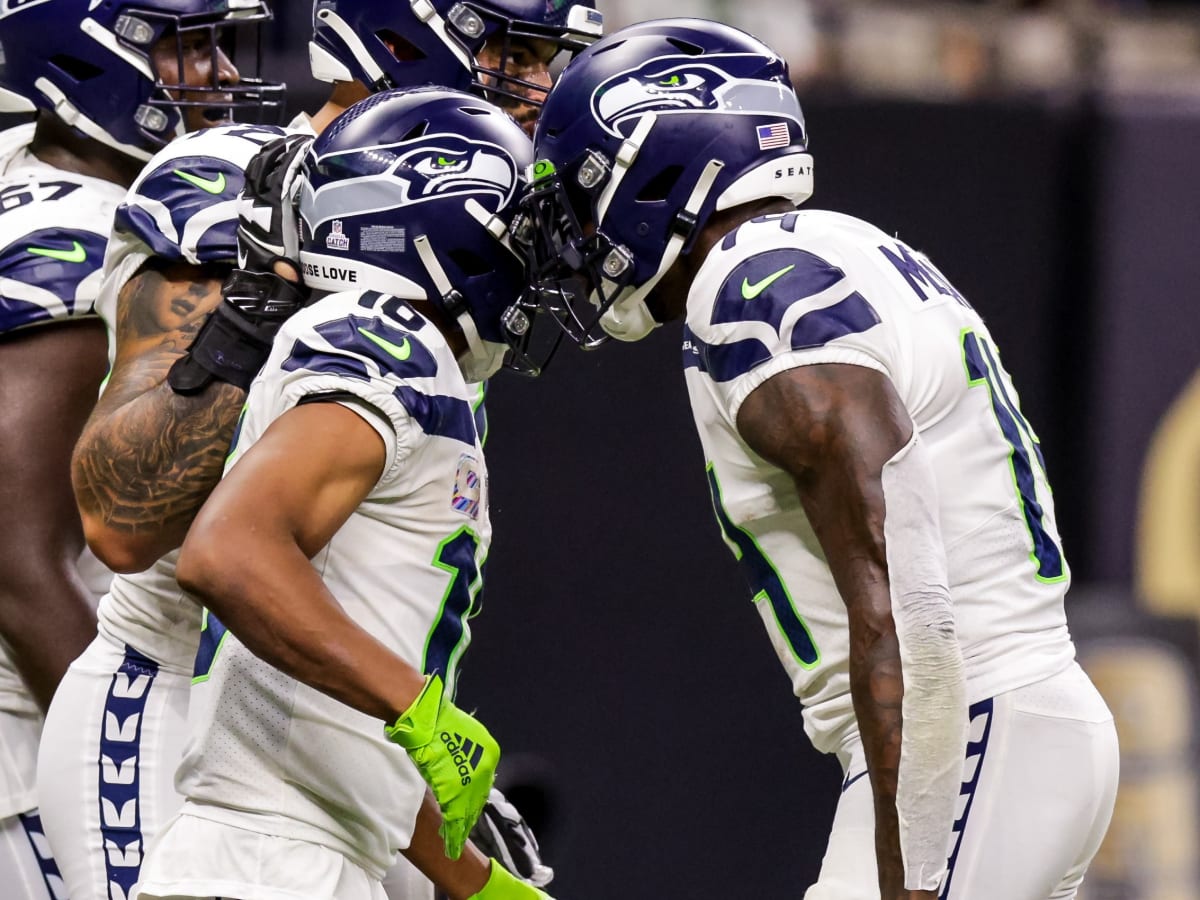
[517,18,814,344]
[299,87,542,380]
[309,0,603,107]
[0,0,285,161]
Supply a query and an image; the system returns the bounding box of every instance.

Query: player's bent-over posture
[0,1,280,895]
[132,87,547,900]
[519,18,1119,900]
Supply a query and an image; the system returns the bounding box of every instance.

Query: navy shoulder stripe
[281,339,372,381]
[790,291,881,350]
[688,330,773,383]
[688,292,882,384]
[712,248,846,332]
[393,386,477,446]
[114,155,247,263]
[0,227,107,330]
[317,314,440,380]
[281,313,441,382]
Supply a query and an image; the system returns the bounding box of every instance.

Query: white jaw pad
[309,41,354,84]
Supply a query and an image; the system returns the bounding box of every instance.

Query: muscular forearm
[177,535,426,723]
[848,619,907,893]
[72,262,237,572]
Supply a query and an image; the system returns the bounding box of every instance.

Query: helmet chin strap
[595,113,656,226]
[410,0,475,70]
[598,157,725,342]
[413,229,506,381]
[311,9,388,85]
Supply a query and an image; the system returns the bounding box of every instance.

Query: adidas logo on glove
[442,731,485,785]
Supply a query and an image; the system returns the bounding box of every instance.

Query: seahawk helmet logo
[389,134,519,206]
[589,52,800,138]
[302,132,519,231]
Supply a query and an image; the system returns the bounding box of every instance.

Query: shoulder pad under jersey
[276,289,480,449]
[686,213,882,383]
[113,124,288,266]
[0,173,121,332]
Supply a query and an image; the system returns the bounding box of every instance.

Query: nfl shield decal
[452,453,482,519]
[326,219,350,251]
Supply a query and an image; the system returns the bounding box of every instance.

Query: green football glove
[468,860,554,900]
[385,674,499,859]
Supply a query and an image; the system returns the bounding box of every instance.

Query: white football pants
[37,631,434,900]
[807,662,1119,900]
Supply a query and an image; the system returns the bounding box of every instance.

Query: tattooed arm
[72,260,243,573]
[736,363,939,900]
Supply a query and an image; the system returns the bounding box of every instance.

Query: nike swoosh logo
[27,241,87,263]
[741,263,795,300]
[841,770,868,793]
[174,168,227,195]
[358,327,411,361]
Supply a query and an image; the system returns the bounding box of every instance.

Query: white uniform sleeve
[237,292,478,489]
[260,343,421,487]
[685,239,895,422]
[0,176,120,333]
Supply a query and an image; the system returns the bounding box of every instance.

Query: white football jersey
[92,124,290,672]
[0,122,122,335]
[178,288,491,878]
[0,122,121,814]
[684,210,1075,753]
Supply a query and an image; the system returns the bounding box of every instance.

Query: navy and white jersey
[178,288,491,877]
[92,124,289,673]
[0,123,123,336]
[684,210,1075,753]
[95,123,290,349]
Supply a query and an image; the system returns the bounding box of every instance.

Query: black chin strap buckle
[672,208,698,240]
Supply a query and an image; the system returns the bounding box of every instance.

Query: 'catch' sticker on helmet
[304,133,519,230]
[326,219,351,251]
[590,53,803,137]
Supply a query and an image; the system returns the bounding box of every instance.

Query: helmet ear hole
[449,248,494,277]
[664,37,703,55]
[376,29,426,63]
[636,165,683,202]
[400,120,429,141]
[49,55,103,83]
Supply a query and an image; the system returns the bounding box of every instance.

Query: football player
[43,2,599,899]
[0,0,280,896]
[519,18,1119,900]
[133,86,545,900]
